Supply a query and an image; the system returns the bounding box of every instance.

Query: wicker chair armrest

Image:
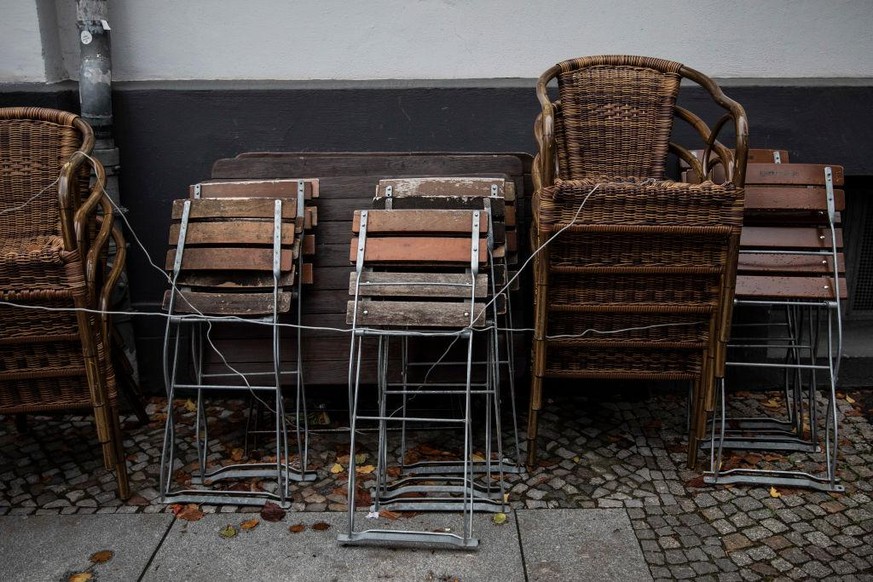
[535,65,561,188]
[57,151,91,250]
[678,65,749,187]
[74,159,114,298]
[98,223,127,345]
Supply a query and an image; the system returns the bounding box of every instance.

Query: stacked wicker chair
[528,56,749,467]
[0,107,130,498]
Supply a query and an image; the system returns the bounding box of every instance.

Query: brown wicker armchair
[0,107,129,498]
[528,56,749,468]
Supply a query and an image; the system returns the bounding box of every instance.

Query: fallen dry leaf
[176,504,204,522]
[471,453,486,462]
[356,465,376,475]
[89,550,113,564]
[230,448,245,462]
[219,524,237,538]
[386,466,402,478]
[846,395,856,404]
[492,512,508,525]
[769,486,782,498]
[329,463,344,474]
[289,523,306,534]
[184,398,197,413]
[379,509,402,521]
[68,573,93,582]
[355,453,368,465]
[311,521,331,531]
[260,501,286,523]
[240,518,260,531]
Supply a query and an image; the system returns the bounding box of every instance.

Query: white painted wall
[4,0,873,82]
[0,1,47,82]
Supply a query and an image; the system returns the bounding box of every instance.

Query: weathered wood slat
[349,236,489,264]
[738,253,844,274]
[174,269,296,289]
[168,221,296,245]
[302,233,316,256]
[352,209,488,234]
[740,226,842,249]
[745,186,845,212]
[165,247,294,271]
[371,195,506,220]
[736,276,847,300]
[377,177,508,200]
[744,163,845,186]
[171,198,298,219]
[349,272,488,298]
[347,299,486,327]
[301,262,313,285]
[162,290,293,315]
[191,178,319,199]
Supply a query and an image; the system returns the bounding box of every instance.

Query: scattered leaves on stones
[68,573,93,582]
[219,524,237,538]
[174,503,204,522]
[240,518,260,531]
[260,501,286,522]
[289,523,306,534]
[770,486,782,498]
[492,512,508,525]
[311,521,331,531]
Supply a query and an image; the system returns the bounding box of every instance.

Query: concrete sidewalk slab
[517,508,652,582]
[144,510,524,581]
[0,514,173,582]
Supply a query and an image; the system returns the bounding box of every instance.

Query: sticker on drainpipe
[80,30,92,45]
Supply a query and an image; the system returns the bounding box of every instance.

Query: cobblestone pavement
[2,385,872,581]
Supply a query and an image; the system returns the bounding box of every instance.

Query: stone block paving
[2,385,872,581]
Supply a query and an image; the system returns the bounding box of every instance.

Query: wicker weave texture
[555,56,682,180]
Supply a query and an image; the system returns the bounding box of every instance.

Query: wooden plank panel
[740,226,841,249]
[371,195,506,221]
[303,233,316,256]
[301,262,313,285]
[377,177,506,199]
[347,299,486,327]
[349,236,489,263]
[191,178,319,199]
[165,247,293,271]
[736,275,847,300]
[168,221,296,245]
[162,290,293,314]
[171,198,298,219]
[174,269,296,289]
[349,272,488,298]
[745,163,845,186]
[738,253,844,274]
[744,186,845,212]
[213,154,524,180]
[352,209,488,234]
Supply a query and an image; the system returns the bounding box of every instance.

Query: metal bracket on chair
[297,179,305,220]
[356,210,368,275]
[173,200,192,278]
[192,184,201,199]
[470,210,481,274]
[824,167,835,224]
[490,184,499,198]
[384,185,393,210]
[772,151,782,164]
[273,199,283,280]
[482,199,494,252]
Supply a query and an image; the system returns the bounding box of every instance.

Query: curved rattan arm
[672,107,734,183]
[535,64,562,187]
[73,159,114,301]
[99,223,127,345]
[678,65,749,187]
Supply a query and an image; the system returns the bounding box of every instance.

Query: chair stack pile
[0,107,131,498]
[528,56,749,467]
[160,178,318,506]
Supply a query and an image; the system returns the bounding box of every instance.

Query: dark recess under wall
[3,80,872,389]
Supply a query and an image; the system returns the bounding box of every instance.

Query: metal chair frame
[159,195,314,507]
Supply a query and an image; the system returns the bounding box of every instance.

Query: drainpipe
[77,0,139,384]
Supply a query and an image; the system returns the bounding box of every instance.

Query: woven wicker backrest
[0,108,86,241]
[555,55,682,180]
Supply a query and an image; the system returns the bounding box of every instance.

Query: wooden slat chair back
[706,159,846,492]
[0,107,130,499]
[347,209,489,329]
[160,185,317,506]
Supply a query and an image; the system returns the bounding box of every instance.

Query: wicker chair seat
[534,178,744,230]
[0,235,85,293]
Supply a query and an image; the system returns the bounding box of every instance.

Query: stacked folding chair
[340,202,506,549]
[703,156,846,492]
[372,176,522,470]
[528,56,750,467]
[160,178,317,506]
